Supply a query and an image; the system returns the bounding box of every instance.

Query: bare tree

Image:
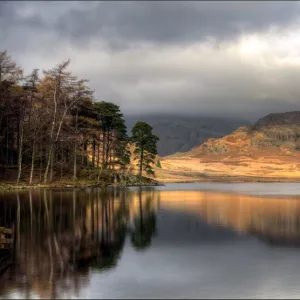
[42,60,78,184]
[0,51,22,83]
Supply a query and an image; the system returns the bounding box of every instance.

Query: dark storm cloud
[0,1,46,29]
[1,1,300,121]
[3,1,299,50]
[54,1,300,49]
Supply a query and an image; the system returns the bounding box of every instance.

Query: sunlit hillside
[155,112,300,182]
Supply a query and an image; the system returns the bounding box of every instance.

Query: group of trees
[0,50,159,184]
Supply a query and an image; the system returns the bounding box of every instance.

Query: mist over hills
[125,114,250,157]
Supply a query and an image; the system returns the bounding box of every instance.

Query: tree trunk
[16,121,24,184]
[60,149,63,180]
[49,148,54,182]
[97,143,100,168]
[92,139,96,167]
[6,117,9,169]
[39,143,43,182]
[29,141,35,184]
[102,131,106,168]
[44,146,53,184]
[73,142,77,181]
[105,131,110,169]
[97,164,103,185]
[109,148,113,170]
[139,149,144,177]
[44,85,57,184]
[83,140,88,167]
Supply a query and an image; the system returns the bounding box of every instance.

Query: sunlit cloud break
[2,1,300,120]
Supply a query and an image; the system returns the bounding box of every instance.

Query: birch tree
[41,60,78,183]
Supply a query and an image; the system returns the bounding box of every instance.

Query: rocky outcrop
[254,111,300,128]
[186,112,300,157]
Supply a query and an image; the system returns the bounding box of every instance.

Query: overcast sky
[2,1,300,121]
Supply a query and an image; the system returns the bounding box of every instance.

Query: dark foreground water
[1,183,300,298]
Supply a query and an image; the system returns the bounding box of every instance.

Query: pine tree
[131,122,159,177]
[93,101,129,170]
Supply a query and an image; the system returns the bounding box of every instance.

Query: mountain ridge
[125,114,250,156]
[156,111,300,182]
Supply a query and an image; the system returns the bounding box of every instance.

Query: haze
[2,1,300,121]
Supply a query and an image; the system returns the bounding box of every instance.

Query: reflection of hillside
[159,191,300,247]
[0,188,159,299]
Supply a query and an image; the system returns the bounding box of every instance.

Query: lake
[1,183,300,299]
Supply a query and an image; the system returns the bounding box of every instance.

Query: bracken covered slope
[156,111,300,182]
[189,111,300,157]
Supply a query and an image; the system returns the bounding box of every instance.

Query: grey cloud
[53,1,300,49]
[3,1,299,51]
[1,1,300,121]
[79,43,300,121]
[0,1,53,58]
[2,1,300,54]
[0,1,47,29]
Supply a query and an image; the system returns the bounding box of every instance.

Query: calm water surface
[1,183,300,298]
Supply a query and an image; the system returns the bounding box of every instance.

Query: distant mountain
[157,111,300,182]
[125,114,250,156]
[254,111,300,128]
[189,110,300,157]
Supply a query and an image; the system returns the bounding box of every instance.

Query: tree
[93,101,129,170]
[131,121,159,177]
[0,50,22,83]
[23,69,44,184]
[0,50,134,184]
[41,60,78,183]
[156,159,162,168]
[70,80,94,181]
[0,51,23,176]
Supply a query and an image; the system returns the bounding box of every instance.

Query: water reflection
[130,189,157,251]
[0,188,159,299]
[159,191,300,247]
[2,186,300,298]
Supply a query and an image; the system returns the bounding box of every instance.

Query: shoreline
[157,174,300,184]
[0,179,161,191]
[0,183,161,191]
[1,175,300,191]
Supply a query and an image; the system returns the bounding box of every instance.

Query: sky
[2,1,300,121]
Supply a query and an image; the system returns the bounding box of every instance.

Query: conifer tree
[131,122,159,177]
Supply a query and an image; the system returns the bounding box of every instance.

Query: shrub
[156,159,162,168]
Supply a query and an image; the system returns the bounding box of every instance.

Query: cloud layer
[2,1,300,120]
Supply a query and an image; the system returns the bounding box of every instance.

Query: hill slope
[156,111,300,182]
[125,114,249,156]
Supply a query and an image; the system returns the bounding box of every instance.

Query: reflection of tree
[0,190,89,298]
[0,189,94,298]
[0,187,158,298]
[130,189,157,250]
[92,225,127,271]
[83,189,129,271]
